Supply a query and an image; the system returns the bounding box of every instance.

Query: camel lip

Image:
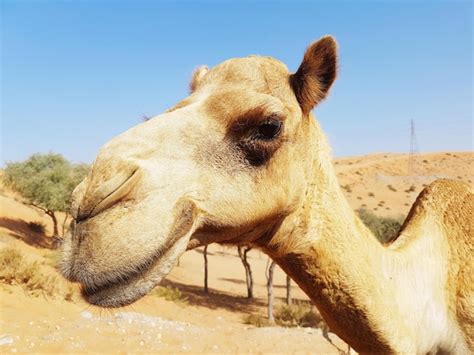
[81,259,151,299]
[81,275,156,308]
[81,221,198,308]
[81,241,173,308]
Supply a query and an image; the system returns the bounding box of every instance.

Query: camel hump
[391,178,472,249]
[422,178,472,198]
[408,178,472,220]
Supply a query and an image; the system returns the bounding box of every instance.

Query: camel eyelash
[238,132,284,166]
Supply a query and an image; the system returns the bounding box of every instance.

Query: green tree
[2,153,89,238]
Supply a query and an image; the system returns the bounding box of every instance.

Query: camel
[60,36,473,353]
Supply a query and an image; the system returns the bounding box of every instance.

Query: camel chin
[82,228,192,308]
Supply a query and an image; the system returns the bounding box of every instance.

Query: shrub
[244,303,325,328]
[357,209,404,244]
[275,303,324,328]
[341,184,352,193]
[151,286,188,304]
[0,247,75,300]
[243,314,272,327]
[387,185,397,192]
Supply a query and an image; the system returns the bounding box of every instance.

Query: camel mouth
[80,201,200,308]
[81,249,165,307]
[81,235,187,307]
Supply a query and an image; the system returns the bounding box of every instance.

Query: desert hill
[335,151,472,217]
[0,151,472,353]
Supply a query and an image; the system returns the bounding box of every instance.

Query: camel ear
[290,36,338,115]
[189,65,209,93]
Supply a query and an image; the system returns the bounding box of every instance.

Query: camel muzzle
[73,167,141,223]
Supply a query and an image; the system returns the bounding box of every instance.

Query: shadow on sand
[219,277,288,289]
[161,278,265,314]
[0,217,55,249]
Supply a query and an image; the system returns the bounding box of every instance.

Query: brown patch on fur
[290,36,338,115]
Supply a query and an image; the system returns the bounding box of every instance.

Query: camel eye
[256,119,282,140]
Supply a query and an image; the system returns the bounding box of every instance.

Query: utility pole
[408,119,419,176]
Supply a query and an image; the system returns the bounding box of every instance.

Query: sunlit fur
[61,36,473,354]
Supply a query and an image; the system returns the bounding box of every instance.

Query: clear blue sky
[1,1,472,165]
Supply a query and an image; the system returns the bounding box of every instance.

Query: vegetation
[151,285,188,304]
[2,153,89,238]
[243,313,272,327]
[275,303,325,328]
[244,302,325,329]
[0,247,74,301]
[357,208,404,243]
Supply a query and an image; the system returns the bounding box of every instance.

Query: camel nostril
[75,207,88,223]
[76,168,140,222]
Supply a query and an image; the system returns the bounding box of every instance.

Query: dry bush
[243,313,272,327]
[275,303,325,328]
[0,247,75,300]
[341,184,352,193]
[357,209,404,244]
[42,250,60,266]
[387,185,397,192]
[244,303,326,329]
[151,286,188,304]
[368,192,374,197]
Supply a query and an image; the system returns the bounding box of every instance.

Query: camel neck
[264,119,394,352]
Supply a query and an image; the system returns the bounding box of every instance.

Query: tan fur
[61,36,473,354]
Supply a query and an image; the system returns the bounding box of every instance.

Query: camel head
[60,36,338,307]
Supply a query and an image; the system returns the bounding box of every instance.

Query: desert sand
[0,151,472,353]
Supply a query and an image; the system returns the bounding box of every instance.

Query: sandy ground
[0,151,472,353]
